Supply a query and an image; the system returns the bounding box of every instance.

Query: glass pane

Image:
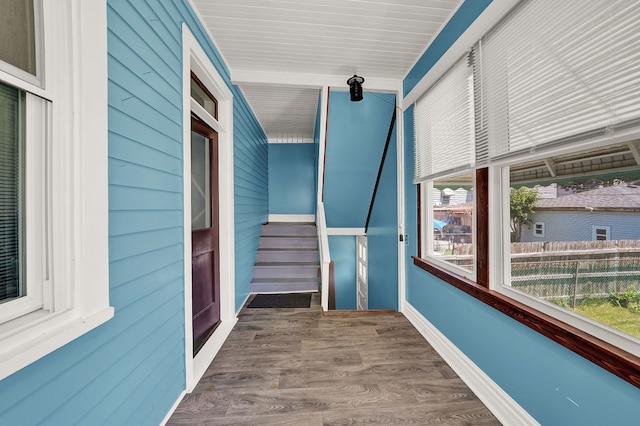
[431,172,474,271]
[0,0,37,75]
[191,131,210,230]
[191,76,217,119]
[0,82,25,303]
[508,144,640,340]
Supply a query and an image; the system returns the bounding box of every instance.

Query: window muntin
[422,171,475,279]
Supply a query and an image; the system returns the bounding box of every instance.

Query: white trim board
[402,302,539,426]
[161,390,186,426]
[268,139,314,144]
[232,69,401,93]
[182,24,237,393]
[268,214,315,223]
[327,228,366,236]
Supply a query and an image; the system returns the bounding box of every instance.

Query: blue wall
[0,1,268,424]
[328,236,357,310]
[268,143,316,215]
[323,90,397,309]
[324,90,396,228]
[402,5,640,422]
[367,121,398,310]
[403,0,492,97]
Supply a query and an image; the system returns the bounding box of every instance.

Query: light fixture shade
[347,75,365,102]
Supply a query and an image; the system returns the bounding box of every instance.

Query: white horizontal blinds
[479,0,640,159]
[0,83,24,302]
[470,46,489,167]
[414,57,474,183]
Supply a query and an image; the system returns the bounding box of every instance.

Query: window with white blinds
[476,0,640,159]
[0,83,24,303]
[414,56,474,183]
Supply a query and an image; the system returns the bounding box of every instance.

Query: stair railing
[364,101,396,233]
[317,201,331,311]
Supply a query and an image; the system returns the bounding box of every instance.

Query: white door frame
[182,24,237,391]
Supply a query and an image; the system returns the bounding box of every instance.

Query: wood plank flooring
[168,293,500,425]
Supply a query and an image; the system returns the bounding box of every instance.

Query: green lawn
[571,303,640,339]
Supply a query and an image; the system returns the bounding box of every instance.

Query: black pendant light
[347,75,365,102]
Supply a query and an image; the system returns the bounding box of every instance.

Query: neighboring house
[521,184,640,242]
[0,1,639,426]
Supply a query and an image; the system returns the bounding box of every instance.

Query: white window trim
[489,133,640,359]
[592,226,610,241]
[533,222,545,238]
[420,178,477,282]
[182,24,237,392]
[0,0,112,381]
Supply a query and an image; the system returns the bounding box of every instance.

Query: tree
[510,186,539,242]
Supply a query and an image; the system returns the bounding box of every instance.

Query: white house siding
[521,211,640,242]
[0,1,267,424]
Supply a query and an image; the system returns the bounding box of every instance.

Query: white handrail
[317,201,331,311]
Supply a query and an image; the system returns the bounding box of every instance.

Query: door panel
[191,118,220,355]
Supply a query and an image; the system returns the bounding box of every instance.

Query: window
[415,54,476,279]
[0,0,41,86]
[0,1,111,381]
[502,142,640,351]
[356,235,367,310]
[191,72,217,120]
[413,0,640,388]
[593,226,610,241]
[533,222,544,238]
[421,172,475,279]
[0,83,25,305]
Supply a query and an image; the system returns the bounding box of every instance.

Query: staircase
[250,223,320,293]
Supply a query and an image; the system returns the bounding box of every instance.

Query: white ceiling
[191,0,462,141]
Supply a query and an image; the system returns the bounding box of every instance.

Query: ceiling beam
[231,69,401,93]
[628,141,640,166]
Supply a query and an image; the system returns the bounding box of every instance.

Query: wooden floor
[168,293,500,425]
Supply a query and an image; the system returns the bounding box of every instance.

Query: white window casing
[533,222,544,238]
[0,0,112,381]
[592,226,610,241]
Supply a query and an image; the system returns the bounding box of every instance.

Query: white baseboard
[402,302,539,426]
[192,319,237,389]
[161,389,186,426]
[268,214,315,223]
[164,317,237,423]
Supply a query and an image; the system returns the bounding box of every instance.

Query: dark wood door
[191,117,220,355]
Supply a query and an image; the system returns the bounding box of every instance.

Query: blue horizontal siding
[0,0,268,423]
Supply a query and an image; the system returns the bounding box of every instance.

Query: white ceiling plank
[190,0,463,141]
